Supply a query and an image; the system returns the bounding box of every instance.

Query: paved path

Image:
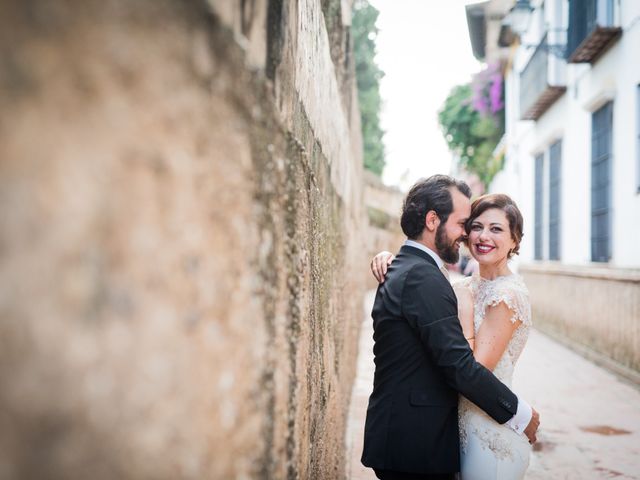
[346,290,640,480]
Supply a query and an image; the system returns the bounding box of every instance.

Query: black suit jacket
[361,245,518,474]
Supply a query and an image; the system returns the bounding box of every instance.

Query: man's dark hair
[400,175,472,239]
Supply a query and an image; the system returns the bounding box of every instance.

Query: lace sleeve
[482,277,532,327]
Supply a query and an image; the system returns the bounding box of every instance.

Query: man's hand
[370,251,395,283]
[523,408,540,444]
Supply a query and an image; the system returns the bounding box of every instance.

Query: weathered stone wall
[363,172,405,288]
[0,0,365,478]
[522,265,640,373]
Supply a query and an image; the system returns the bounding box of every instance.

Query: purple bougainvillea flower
[489,73,503,114]
[471,62,504,117]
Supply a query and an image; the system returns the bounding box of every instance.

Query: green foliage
[439,84,482,165]
[438,73,506,189]
[352,0,385,176]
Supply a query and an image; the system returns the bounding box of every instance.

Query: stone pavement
[346,290,640,480]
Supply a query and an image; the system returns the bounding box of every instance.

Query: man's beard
[435,223,462,264]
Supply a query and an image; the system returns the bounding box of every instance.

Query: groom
[361,175,539,480]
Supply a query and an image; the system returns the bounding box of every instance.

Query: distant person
[457,252,469,274]
[462,256,478,277]
[364,176,538,480]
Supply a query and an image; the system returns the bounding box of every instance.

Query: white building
[468,0,640,376]
[495,0,640,268]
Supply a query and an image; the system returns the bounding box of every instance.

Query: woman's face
[467,208,516,265]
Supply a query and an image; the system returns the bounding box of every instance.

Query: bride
[371,193,532,480]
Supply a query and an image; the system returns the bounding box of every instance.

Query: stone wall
[0,0,365,478]
[363,171,405,289]
[522,264,640,374]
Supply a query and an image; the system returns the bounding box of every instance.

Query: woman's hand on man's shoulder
[370,251,395,283]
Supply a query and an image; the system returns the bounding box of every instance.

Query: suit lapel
[399,245,438,268]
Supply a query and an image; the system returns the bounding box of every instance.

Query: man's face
[435,188,471,264]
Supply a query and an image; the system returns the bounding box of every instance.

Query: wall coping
[520,262,640,283]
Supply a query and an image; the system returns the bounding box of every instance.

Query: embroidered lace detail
[458,398,515,460]
[455,273,532,460]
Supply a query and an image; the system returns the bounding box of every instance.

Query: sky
[367,0,484,190]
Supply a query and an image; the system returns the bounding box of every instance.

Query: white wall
[496,0,640,268]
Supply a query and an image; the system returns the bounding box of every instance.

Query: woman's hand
[371,251,395,283]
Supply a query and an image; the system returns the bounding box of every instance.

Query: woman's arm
[370,251,395,283]
[473,302,521,371]
[453,284,475,349]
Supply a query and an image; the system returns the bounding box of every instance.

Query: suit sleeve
[401,263,518,424]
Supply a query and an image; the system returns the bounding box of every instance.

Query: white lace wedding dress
[455,273,533,480]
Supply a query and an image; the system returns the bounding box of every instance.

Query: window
[637,85,640,193]
[534,141,564,262]
[534,154,544,260]
[591,101,613,262]
[548,140,562,260]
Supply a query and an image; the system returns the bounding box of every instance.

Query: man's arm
[402,263,525,425]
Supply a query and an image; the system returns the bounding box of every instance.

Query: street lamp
[502,0,566,58]
[503,0,534,37]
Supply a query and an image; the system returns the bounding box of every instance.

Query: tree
[438,63,505,189]
[352,0,385,176]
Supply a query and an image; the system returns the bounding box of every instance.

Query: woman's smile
[474,243,495,255]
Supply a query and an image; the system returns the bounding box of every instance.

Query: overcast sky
[367,0,484,190]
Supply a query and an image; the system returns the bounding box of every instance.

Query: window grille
[591,101,613,262]
[548,140,562,260]
[637,85,640,193]
[534,154,544,260]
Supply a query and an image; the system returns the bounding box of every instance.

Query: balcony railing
[520,35,566,121]
[567,0,622,63]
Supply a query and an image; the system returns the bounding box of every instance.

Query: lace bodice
[455,273,532,462]
[455,273,531,384]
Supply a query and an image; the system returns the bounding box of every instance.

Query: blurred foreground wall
[0,0,365,478]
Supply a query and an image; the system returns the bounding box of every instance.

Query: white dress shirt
[404,240,444,269]
[402,240,533,435]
